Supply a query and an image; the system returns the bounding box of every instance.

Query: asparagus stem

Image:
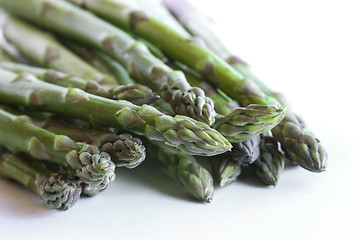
[65,0,280,108]
[0,151,82,211]
[0,106,116,194]
[0,61,160,105]
[0,0,217,125]
[165,0,327,172]
[157,148,214,202]
[0,12,118,87]
[0,68,231,156]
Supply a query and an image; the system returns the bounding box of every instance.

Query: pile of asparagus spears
[0,0,327,211]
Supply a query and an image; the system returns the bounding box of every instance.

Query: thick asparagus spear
[65,0,280,108]
[0,0,216,125]
[211,153,241,187]
[254,135,285,186]
[0,69,231,156]
[0,151,82,211]
[171,62,286,142]
[157,148,214,202]
[0,107,116,195]
[165,0,327,172]
[0,12,118,87]
[0,61,159,105]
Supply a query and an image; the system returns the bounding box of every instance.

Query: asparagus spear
[0,151,82,211]
[157,148,214,202]
[0,106,116,195]
[171,62,286,142]
[35,116,146,169]
[0,0,216,125]
[0,61,159,105]
[254,135,285,186]
[65,0,280,108]
[165,0,327,172]
[0,11,119,87]
[231,136,261,166]
[0,105,146,169]
[0,68,231,156]
[211,153,241,187]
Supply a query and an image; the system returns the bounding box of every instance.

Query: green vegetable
[0,0,217,125]
[0,68,231,156]
[0,106,116,195]
[0,150,82,211]
[158,149,214,202]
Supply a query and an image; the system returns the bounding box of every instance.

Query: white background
[1,0,360,239]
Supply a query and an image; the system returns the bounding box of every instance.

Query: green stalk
[0,68,231,156]
[0,12,118,87]
[0,0,217,125]
[157,148,214,202]
[0,151,82,211]
[165,0,327,172]
[0,107,116,195]
[0,61,159,105]
[34,115,146,169]
[65,0,280,108]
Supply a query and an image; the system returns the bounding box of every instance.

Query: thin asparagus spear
[0,68,231,156]
[165,0,327,172]
[0,151,82,211]
[0,106,116,195]
[0,0,216,125]
[65,0,280,108]
[0,11,118,87]
[0,61,159,105]
[63,40,135,85]
[254,135,285,186]
[157,148,214,202]
[36,116,146,169]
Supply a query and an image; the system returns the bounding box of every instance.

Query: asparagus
[158,149,214,202]
[0,68,231,156]
[0,61,160,105]
[62,42,160,105]
[0,12,118,87]
[171,62,286,142]
[211,154,241,187]
[0,106,116,195]
[0,0,216,125]
[254,135,285,186]
[165,0,327,172]
[12,110,146,169]
[0,151,82,211]
[231,136,261,166]
[65,0,280,108]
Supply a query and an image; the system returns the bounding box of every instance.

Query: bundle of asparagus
[0,0,327,209]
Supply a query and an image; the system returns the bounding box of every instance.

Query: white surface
[1,0,360,239]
